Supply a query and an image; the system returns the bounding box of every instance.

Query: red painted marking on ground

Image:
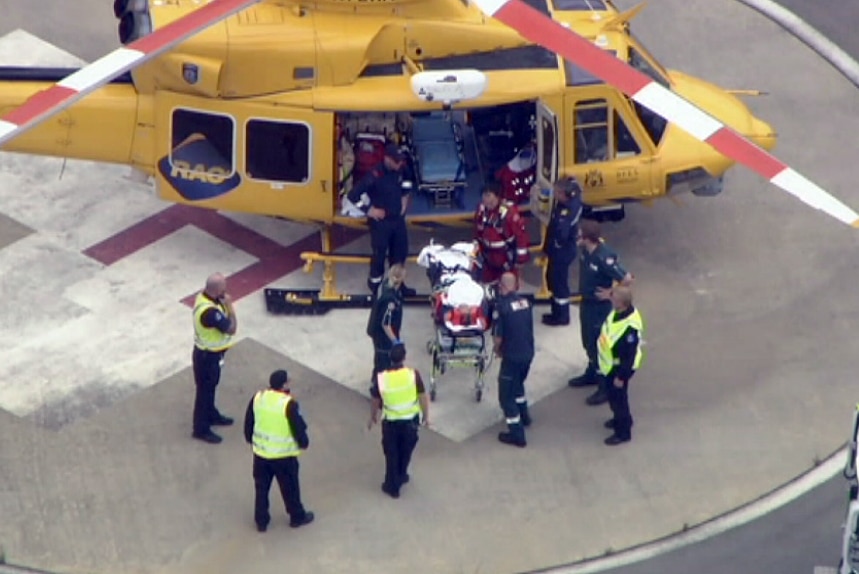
[80,201,366,304]
[706,128,786,180]
[83,204,189,265]
[179,225,365,307]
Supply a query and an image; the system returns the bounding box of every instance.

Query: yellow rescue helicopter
[0,0,856,308]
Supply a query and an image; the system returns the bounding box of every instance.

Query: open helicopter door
[536,100,559,188]
[154,91,334,221]
[533,99,559,223]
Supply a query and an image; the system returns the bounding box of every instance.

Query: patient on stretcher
[444,303,488,332]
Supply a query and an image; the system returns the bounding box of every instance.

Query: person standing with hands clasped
[541,177,584,326]
[567,219,633,407]
[598,286,644,446]
[368,343,429,499]
[244,369,315,532]
[191,272,238,445]
[492,272,535,448]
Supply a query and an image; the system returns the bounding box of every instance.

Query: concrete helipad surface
[1,1,858,572]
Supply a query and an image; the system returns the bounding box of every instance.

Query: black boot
[586,387,609,406]
[498,422,526,447]
[399,283,417,298]
[568,367,598,388]
[542,301,570,326]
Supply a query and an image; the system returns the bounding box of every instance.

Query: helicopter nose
[747,117,777,152]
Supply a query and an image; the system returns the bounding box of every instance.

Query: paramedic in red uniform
[346,143,417,297]
[474,182,530,284]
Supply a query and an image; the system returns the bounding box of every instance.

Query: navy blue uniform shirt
[243,392,309,449]
[347,163,412,221]
[367,282,403,341]
[544,195,583,258]
[492,293,535,363]
[579,243,628,300]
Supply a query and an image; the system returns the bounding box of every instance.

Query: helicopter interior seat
[410,111,467,207]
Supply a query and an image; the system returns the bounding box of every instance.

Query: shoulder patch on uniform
[560,209,569,216]
[605,257,615,265]
[387,302,395,310]
[492,309,499,320]
[511,299,530,311]
[213,311,224,322]
[627,333,636,343]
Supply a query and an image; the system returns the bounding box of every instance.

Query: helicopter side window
[614,111,641,158]
[170,108,235,176]
[245,120,311,184]
[574,99,609,164]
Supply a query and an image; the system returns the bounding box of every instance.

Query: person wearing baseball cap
[243,369,314,532]
[345,140,417,298]
[542,177,583,326]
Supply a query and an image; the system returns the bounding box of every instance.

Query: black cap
[270,369,289,389]
[385,143,405,161]
[557,177,582,196]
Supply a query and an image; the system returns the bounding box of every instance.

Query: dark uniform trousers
[498,358,532,442]
[369,217,408,288]
[253,455,307,527]
[192,346,225,435]
[382,417,419,494]
[580,300,612,382]
[606,372,634,440]
[546,252,575,323]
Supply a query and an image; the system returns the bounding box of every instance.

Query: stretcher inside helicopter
[337,101,537,216]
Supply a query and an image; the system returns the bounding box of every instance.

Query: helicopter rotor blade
[0,0,261,149]
[470,0,859,228]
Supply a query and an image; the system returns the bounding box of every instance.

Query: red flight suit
[474,201,530,284]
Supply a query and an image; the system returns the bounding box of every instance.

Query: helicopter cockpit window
[552,0,607,9]
[627,35,670,89]
[614,111,641,157]
[170,108,235,177]
[245,120,311,184]
[574,99,609,164]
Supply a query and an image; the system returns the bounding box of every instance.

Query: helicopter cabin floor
[337,100,536,217]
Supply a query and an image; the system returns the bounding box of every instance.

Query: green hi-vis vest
[193,293,233,352]
[252,390,300,459]
[378,367,421,421]
[597,308,644,376]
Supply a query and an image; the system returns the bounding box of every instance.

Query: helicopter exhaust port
[114,0,152,45]
[666,167,724,198]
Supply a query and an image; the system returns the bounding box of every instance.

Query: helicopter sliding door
[564,89,659,207]
[154,90,334,221]
[536,99,559,190]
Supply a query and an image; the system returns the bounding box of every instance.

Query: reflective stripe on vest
[377,368,420,421]
[193,293,233,352]
[252,390,299,459]
[597,308,644,376]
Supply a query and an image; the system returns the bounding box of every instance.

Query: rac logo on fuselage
[157,133,241,201]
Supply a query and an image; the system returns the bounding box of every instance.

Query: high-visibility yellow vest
[378,367,421,421]
[252,390,300,459]
[193,293,233,352]
[597,308,644,376]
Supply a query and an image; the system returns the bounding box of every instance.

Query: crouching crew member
[346,142,417,297]
[568,219,633,407]
[243,369,315,532]
[474,182,531,285]
[492,272,535,448]
[366,264,406,390]
[191,272,237,445]
[598,287,644,446]
[368,343,430,499]
[542,177,584,326]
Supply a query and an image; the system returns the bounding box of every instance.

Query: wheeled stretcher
[410,113,467,207]
[417,242,493,402]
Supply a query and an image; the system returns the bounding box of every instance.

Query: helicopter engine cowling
[114,0,152,45]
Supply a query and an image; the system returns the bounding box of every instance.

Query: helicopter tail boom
[0,80,142,167]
